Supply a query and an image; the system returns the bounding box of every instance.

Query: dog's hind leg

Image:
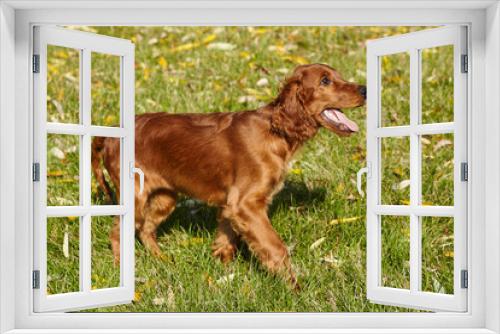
[110,188,148,265]
[212,210,240,263]
[110,216,122,265]
[139,188,177,257]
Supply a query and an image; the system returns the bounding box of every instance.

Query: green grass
[45,26,455,312]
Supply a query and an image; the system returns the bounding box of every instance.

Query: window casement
[364,26,468,312]
[32,26,136,312]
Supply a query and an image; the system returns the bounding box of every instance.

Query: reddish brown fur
[92,64,366,287]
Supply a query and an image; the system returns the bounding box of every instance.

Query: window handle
[357,162,371,198]
[129,162,145,194]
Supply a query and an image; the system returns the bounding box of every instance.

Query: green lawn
[45,26,455,312]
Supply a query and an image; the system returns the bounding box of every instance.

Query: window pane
[421,134,454,206]
[421,45,454,124]
[91,52,121,127]
[380,52,410,127]
[381,215,410,289]
[91,137,121,205]
[47,216,80,294]
[47,134,80,206]
[381,137,410,205]
[91,216,120,289]
[46,45,80,124]
[421,217,454,294]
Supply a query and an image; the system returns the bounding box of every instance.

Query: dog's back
[92,110,279,206]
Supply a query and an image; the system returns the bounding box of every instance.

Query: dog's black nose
[359,85,367,99]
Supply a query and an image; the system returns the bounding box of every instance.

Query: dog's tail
[91,137,115,204]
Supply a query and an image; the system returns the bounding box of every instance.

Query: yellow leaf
[48,170,65,177]
[444,251,454,258]
[239,51,251,60]
[158,56,168,70]
[290,168,303,175]
[143,67,150,80]
[134,291,142,302]
[329,216,363,225]
[213,82,223,91]
[282,55,309,65]
[191,237,204,245]
[244,88,261,96]
[104,115,117,126]
[393,167,404,176]
[202,34,217,44]
[253,27,268,35]
[203,272,214,287]
[179,61,195,69]
[170,42,199,53]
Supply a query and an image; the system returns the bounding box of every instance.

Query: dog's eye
[321,76,331,85]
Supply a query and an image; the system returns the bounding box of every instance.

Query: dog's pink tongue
[332,109,359,132]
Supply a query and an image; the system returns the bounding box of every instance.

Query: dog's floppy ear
[271,74,318,142]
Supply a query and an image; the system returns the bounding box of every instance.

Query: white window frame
[32,26,136,312]
[365,26,468,312]
[0,1,499,333]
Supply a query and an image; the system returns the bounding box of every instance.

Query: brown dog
[92,64,366,287]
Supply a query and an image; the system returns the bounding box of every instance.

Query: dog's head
[272,64,366,139]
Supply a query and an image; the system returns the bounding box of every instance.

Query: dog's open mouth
[321,109,359,133]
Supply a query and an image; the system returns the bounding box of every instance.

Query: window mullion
[80,48,92,293]
[409,48,422,293]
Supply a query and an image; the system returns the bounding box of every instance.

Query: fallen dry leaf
[329,216,363,225]
[310,237,326,250]
[63,225,69,258]
[216,273,235,285]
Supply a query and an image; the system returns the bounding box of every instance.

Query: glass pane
[46,45,80,124]
[421,134,454,206]
[91,52,121,127]
[380,52,410,127]
[47,216,80,294]
[91,137,121,205]
[91,216,120,289]
[381,215,410,289]
[381,137,410,205]
[421,217,454,294]
[421,45,454,124]
[47,134,80,206]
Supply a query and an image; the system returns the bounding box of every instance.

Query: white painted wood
[485,4,500,333]
[409,47,422,294]
[37,25,132,56]
[373,122,454,137]
[0,3,16,333]
[46,205,127,217]
[46,123,126,137]
[366,25,468,312]
[3,0,497,10]
[7,5,490,333]
[373,205,455,217]
[80,48,92,294]
[32,26,135,312]
[120,41,136,296]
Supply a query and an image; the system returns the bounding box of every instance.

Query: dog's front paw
[212,243,237,264]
